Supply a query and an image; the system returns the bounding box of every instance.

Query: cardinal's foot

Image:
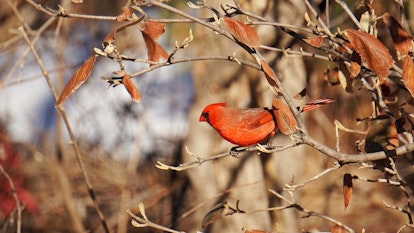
[229,146,247,157]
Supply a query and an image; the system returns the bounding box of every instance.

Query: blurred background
[1,0,413,232]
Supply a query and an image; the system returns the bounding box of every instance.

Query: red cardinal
[199,103,276,146]
[199,99,334,146]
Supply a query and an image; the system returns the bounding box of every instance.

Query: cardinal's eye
[202,112,209,120]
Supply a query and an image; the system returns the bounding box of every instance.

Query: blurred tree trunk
[181,0,306,232]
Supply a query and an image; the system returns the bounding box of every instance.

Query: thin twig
[304,0,334,36]
[20,27,111,233]
[269,189,355,233]
[1,17,56,90]
[25,0,117,20]
[284,162,342,192]
[335,0,365,31]
[127,203,185,233]
[260,45,330,61]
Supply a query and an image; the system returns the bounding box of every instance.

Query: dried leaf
[243,228,272,233]
[349,61,361,78]
[140,20,166,39]
[102,16,144,54]
[346,29,394,78]
[402,56,414,98]
[301,98,335,112]
[304,35,323,48]
[122,74,141,103]
[201,203,226,228]
[140,20,168,64]
[223,16,261,47]
[383,13,413,57]
[343,173,353,210]
[56,55,97,106]
[261,60,277,86]
[331,224,347,233]
[338,62,354,93]
[116,7,132,22]
[272,98,297,135]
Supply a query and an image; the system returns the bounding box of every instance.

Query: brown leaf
[122,74,141,103]
[116,7,132,22]
[56,55,97,106]
[346,29,394,78]
[338,62,354,93]
[349,61,361,78]
[140,20,166,40]
[272,98,297,135]
[402,56,414,98]
[331,224,347,233]
[223,16,261,47]
[140,20,168,64]
[243,228,272,233]
[261,60,277,86]
[383,13,413,57]
[103,29,117,47]
[301,98,335,112]
[102,16,144,51]
[343,173,353,210]
[304,35,323,48]
[201,203,226,228]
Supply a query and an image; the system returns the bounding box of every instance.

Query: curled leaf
[343,173,353,210]
[202,203,227,228]
[140,20,169,64]
[304,35,323,48]
[402,56,414,98]
[243,228,271,233]
[56,55,97,106]
[272,98,297,135]
[223,16,261,47]
[383,13,413,57]
[346,29,394,78]
[122,74,141,103]
[261,60,277,87]
[349,61,361,78]
[338,62,354,93]
[301,98,335,112]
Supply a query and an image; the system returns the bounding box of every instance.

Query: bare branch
[20,27,111,233]
[128,203,185,233]
[269,189,355,233]
[26,0,117,20]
